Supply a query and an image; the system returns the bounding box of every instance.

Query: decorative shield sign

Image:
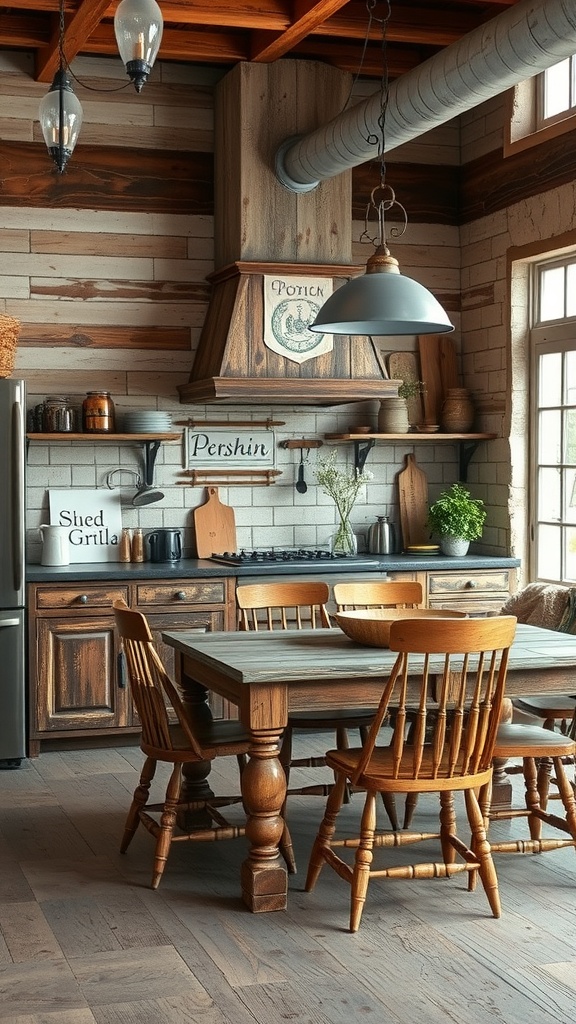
[263,274,333,364]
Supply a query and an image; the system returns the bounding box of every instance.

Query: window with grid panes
[531,258,576,584]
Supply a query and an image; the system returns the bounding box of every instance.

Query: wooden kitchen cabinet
[27,576,236,756]
[425,568,515,614]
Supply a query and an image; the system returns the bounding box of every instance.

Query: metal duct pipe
[276,0,576,192]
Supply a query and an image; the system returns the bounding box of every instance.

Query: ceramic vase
[440,388,475,433]
[378,398,410,433]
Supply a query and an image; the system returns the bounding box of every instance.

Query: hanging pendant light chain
[360,1,407,250]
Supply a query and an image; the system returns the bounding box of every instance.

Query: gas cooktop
[209,549,380,568]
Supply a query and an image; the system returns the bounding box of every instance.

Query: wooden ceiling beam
[83,23,250,64]
[250,0,351,61]
[34,0,113,82]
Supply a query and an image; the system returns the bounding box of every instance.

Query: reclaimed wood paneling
[0,142,213,214]
[17,324,192,350]
[460,130,576,223]
[352,162,460,224]
[31,231,189,258]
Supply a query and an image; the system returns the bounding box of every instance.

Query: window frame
[530,257,576,584]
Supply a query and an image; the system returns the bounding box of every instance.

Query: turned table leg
[240,727,288,912]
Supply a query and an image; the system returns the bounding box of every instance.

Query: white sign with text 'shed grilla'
[48,489,123,562]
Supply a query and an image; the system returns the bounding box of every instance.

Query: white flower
[315,449,372,522]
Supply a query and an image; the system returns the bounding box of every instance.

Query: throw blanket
[500,582,576,634]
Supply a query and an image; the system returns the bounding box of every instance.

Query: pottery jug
[39,524,70,566]
[368,516,397,555]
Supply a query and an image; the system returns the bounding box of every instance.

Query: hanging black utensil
[296,450,307,494]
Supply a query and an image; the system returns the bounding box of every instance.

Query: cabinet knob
[78,594,89,604]
[465,580,477,589]
[175,590,187,601]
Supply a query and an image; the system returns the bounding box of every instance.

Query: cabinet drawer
[35,585,129,610]
[135,581,226,608]
[427,571,510,597]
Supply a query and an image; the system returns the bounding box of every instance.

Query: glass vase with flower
[315,449,372,555]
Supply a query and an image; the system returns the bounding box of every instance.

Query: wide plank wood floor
[0,736,575,1024]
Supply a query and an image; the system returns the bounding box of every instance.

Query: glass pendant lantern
[114,0,164,93]
[39,69,83,174]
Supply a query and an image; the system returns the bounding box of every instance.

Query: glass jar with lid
[82,391,115,433]
[42,396,75,433]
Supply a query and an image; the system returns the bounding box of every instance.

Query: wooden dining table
[162,621,576,913]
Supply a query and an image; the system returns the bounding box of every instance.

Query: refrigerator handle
[0,618,20,628]
[11,400,24,593]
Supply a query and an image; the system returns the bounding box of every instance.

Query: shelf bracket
[354,438,376,475]
[143,440,161,484]
[459,440,482,483]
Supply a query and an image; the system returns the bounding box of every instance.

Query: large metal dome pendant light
[309,0,453,338]
[114,0,164,93]
[309,241,454,337]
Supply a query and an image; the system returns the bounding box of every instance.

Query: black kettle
[147,528,182,562]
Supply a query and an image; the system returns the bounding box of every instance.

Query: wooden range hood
[178,261,397,407]
[178,61,398,409]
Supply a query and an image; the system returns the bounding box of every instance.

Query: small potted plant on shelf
[427,482,486,556]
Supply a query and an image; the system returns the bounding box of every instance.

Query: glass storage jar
[82,391,115,433]
[42,396,75,432]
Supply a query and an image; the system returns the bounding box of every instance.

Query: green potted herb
[427,482,486,556]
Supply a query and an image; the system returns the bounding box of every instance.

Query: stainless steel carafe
[367,515,397,555]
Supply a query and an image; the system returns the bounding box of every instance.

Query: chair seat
[494,722,576,758]
[325,746,493,794]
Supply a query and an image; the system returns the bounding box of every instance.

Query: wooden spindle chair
[305,615,518,932]
[334,579,424,829]
[113,600,293,889]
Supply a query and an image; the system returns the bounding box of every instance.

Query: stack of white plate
[119,410,173,433]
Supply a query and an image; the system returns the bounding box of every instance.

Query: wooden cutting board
[439,336,460,394]
[193,486,237,557]
[388,351,423,428]
[397,454,430,548]
[418,335,443,427]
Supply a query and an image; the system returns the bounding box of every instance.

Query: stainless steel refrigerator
[0,378,26,767]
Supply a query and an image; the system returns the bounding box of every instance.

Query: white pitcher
[39,525,70,566]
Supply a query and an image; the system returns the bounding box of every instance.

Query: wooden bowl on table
[334,607,467,648]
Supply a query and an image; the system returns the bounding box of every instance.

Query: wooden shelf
[324,432,497,480]
[325,432,497,442]
[26,432,182,442]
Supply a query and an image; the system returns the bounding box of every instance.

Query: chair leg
[350,790,377,932]
[305,771,348,892]
[465,787,501,918]
[439,791,457,865]
[151,763,182,890]
[402,793,419,829]
[121,755,156,854]
[279,821,297,874]
[552,756,576,839]
[523,757,543,841]
[536,756,553,812]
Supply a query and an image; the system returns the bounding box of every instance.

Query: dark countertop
[26,553,520,583]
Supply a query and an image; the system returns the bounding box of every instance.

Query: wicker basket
[0,314,21,378]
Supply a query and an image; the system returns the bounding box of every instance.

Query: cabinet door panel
[35,617,129,732]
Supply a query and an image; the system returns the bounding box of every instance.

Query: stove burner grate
[210,548,353,565]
